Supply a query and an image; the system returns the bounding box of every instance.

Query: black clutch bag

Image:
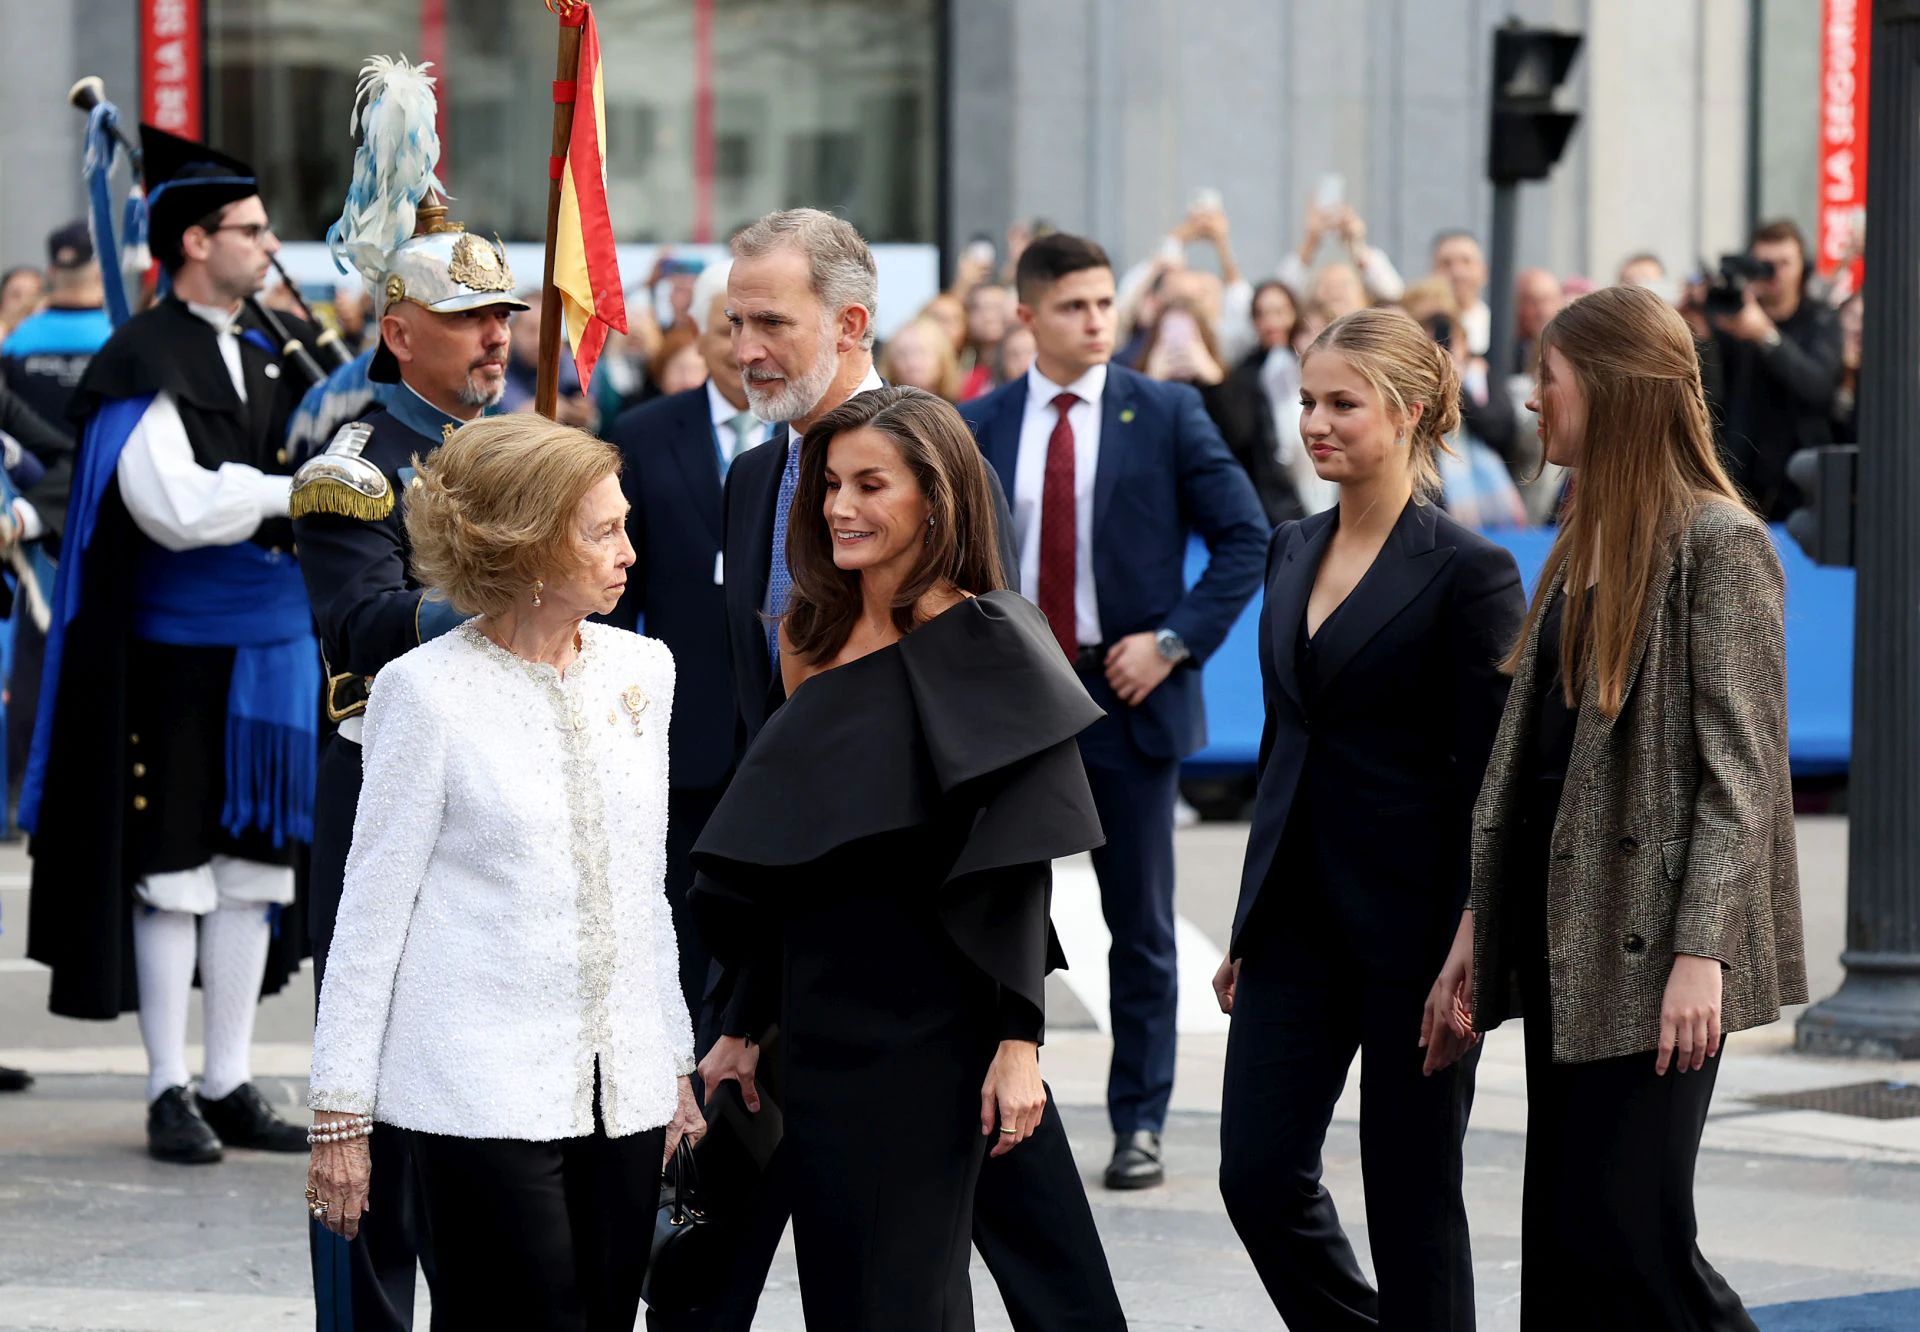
[642,1072,785,1315]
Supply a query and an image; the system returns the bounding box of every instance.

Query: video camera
[1701,253,1776,317]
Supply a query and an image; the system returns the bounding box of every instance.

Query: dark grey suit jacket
[1468,499,1809,1063]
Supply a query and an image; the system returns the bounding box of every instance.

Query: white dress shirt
[706,379,763,463]
[114,300,291,552]
[1012,363,1105,646]
[1462,299,1492,357]
[309,622,693,1140]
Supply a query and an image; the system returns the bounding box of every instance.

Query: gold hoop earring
[531,579,544,607]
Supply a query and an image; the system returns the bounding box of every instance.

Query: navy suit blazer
[959,363,1270,760]
[604,385,737,791]
[1229,501,1524,964]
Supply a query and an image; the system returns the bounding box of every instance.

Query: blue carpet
[1754,1287,1920,1331]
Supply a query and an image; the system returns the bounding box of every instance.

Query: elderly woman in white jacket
[305,416,700,1332]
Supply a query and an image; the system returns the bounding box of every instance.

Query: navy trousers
[1075,670,1183,1135]
[309,734,436,1332]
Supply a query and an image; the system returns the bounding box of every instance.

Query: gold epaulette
[290,422,395,522]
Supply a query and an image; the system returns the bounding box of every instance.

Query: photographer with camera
[1686,220,1843,519]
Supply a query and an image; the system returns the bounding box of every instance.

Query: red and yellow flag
[552,3,625,390]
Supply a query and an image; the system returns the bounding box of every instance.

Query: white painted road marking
[1049,857,1232,1036]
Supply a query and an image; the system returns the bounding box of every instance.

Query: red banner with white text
[1818,0,1869,288]
[142,0,202,139]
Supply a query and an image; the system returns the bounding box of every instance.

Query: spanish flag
[553,3,625,391]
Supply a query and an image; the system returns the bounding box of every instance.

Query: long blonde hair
[1508,284,1743,714]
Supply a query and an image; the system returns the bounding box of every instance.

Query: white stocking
[197,902,273,1101]
[132,907,198,1104]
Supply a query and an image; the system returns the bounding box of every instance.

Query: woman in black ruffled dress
[691,387,1107,1330]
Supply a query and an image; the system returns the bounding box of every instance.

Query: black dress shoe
[148,1086,224,1164]
[196,1082,309,1153]
[1104,1130,1164,1190]
[0,1066,32,1092]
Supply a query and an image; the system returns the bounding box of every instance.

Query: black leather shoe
[0,1066,32,1092]
[196,1082,308,1153]
[1104,1130,1164,1190]
[148,1086,223,1164]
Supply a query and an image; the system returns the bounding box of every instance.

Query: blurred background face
[881,321,945,394]
[1748,236,1806,313]
[922,292,967,351]
[656,339,708,395]
[1515,269,1565,340]
[1252,286,1298,351]
[1433,234,1487,306]
[509,299,542,366]
[1311,265,1366,321]
[699,291,745,402]
[1161,269,1224,332]
[998,324,1037,382]
[965,284,1011,347]
[729,245,839,423]
[0,269,44,326]
[1617,255,1665,288]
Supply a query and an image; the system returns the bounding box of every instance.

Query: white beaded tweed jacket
[308,620,693,1139]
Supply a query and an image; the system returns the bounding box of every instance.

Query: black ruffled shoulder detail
[690,593,1106,1021]
[690,591,1104,877]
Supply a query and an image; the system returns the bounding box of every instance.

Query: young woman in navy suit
[1213,308,1524,1330]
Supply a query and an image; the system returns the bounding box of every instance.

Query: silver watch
[1154,628,1191,665]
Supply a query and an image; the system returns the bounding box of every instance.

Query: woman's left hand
[663,1075,705,1166]
[980,1040,1045,1158]
[1656,954,1724,1075]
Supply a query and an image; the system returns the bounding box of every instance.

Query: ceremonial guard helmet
[292,56,527,523]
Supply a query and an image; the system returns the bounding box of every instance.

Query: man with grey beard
[289,202,527,1332]
[679,208,1124,1332]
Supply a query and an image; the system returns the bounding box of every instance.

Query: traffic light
[1489,24,1583,183]
[1786,445,1858,567]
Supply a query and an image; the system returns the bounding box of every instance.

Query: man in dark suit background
[691,208,1124,1332]
[603,258,763,1030]
[960,232,1268,1190]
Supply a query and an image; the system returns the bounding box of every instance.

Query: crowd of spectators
[0,201,1860,542]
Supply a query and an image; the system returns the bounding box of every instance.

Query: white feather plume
[326,55,447,283]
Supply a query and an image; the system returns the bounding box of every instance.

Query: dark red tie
[1038,391,1080,658]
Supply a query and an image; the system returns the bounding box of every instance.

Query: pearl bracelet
[307,1115,375,1145]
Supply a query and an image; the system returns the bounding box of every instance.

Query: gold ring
[997,1127,1017,1135]
[304,1185,319,1202]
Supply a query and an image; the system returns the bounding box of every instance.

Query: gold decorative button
[129,733,141,746]
[132,795,149,811]
[132,762,147,778]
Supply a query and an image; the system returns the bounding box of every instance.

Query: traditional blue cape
[20,391,318,845]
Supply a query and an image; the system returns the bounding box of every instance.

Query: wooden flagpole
[536,0,587,420]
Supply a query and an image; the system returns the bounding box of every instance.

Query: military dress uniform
[292,195,528,1332]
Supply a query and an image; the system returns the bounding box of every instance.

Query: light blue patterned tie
[764,429,800,664]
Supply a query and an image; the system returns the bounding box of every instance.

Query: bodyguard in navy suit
[959,233,1268,1189]
[604,261,763,1028]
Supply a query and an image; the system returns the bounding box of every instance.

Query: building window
[204,0,939,246]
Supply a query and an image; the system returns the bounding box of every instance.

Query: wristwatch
[1154,628,1191,665]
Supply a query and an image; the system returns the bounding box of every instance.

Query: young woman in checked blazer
[1422,283,1808,1331]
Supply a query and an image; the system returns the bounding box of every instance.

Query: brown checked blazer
[1469,498,1809,1064]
